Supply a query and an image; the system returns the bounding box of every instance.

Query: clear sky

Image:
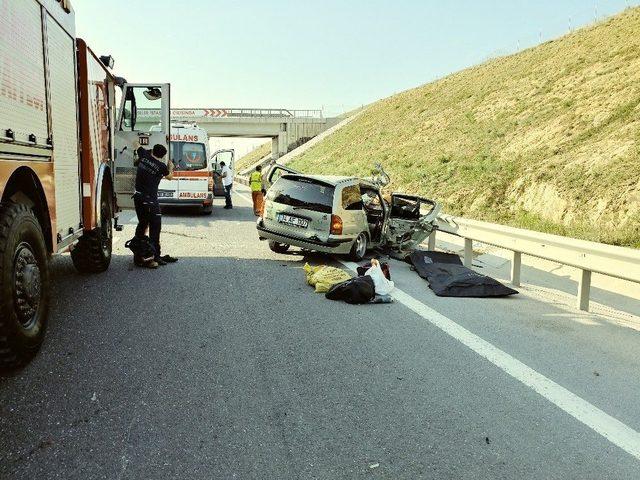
[76,0,639,154]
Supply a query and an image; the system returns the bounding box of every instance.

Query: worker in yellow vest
[249,165,265,216]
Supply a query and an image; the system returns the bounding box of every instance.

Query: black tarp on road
[409,250,518,298]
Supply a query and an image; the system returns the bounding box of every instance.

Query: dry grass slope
[290,8,640,248]
[236,142,271,172]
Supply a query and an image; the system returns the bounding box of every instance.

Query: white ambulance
[155,124,214,214]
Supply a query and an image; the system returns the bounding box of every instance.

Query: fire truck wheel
[71,184,113,274]
[0,203,50,370]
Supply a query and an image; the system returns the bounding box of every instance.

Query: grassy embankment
[236,142,271,173]
[289,8,640,248]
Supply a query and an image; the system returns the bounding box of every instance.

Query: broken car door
[264,164,300,190]
[385,194,441,252]
[360,186,386,245]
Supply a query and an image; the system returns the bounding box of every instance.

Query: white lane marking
[233,189,253,205]
[340,260,640,461]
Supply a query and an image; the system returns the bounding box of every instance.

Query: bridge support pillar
[271,132,287,160]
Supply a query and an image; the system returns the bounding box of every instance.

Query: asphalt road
[1,186,640,479]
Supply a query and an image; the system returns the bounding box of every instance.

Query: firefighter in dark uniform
[133,144,178,268]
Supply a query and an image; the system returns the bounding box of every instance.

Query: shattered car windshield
[267,176,334,214]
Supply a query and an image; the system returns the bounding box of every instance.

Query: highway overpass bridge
[137,108,339,159]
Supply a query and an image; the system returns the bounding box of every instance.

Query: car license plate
[277,213,309,228]
[158,190,174,198]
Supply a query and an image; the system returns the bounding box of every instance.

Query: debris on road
[362,259,395,296]
[326,276,376,304]
[369,294,394,304]
[369,463,380,469]
[357,261,391,280]
[318,258,396,304]
[304,263,352,293]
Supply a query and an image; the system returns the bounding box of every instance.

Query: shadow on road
[160,205,257,225]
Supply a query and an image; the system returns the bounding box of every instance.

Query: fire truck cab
[0,0,171,368]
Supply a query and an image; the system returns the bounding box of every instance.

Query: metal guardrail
[430,214,640,312]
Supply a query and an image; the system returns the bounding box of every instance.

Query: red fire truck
[0,0,171,367]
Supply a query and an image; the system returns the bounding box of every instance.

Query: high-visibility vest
[250,171,263,192]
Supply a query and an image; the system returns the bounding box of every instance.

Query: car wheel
[349,232,368,261]
[268,240,290,254]
[201,205,213,215]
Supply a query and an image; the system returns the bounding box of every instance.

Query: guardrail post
[577,269,592,311]
[511,251,522,287]
[427,232,436,251]
[464,238,473,268]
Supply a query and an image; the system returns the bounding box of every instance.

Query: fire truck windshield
[171,142,207,171]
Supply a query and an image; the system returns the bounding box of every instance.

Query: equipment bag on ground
[124,235,156,261]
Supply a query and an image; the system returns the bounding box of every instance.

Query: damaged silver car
[256,164,441,261]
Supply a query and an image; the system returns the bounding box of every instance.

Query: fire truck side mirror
[143,88,162,101]
[99,55,114,69]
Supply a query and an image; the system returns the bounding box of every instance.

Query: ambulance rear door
[210,149,235,197]
[114,83,170,209]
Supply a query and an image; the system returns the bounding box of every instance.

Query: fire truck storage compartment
[0,1,49,146]
[47,13,82,239]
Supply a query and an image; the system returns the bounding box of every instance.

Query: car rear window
[267,176,334,214]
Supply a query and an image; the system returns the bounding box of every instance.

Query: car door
[385,194,441,252]
[114,83,171,209]
[339,183,368,239]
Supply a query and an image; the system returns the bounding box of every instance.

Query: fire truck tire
[0,203,50,370]
[71,184,113,274]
